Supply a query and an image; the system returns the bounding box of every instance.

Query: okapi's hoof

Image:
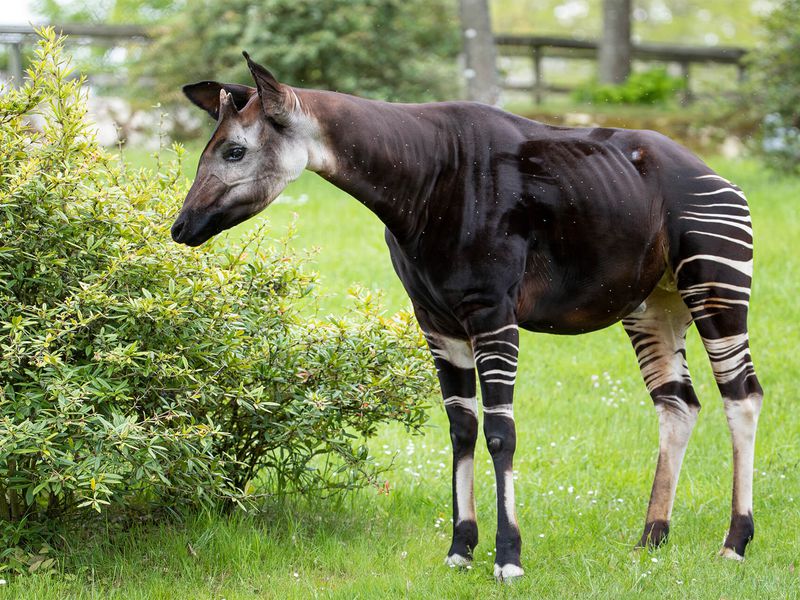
[719,547,745,561]
[494,563,524,582]
[720,513,754,559]
[636,520,670,549]
[444,553,472,569]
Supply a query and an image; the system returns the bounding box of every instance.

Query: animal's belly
[519,286,651,334]
[517,239,667,335]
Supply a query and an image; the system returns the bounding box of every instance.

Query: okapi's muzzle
[170,208,221,247]
[171,173,234,246]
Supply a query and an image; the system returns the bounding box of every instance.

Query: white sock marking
[723,395,760,516]
[445,553,471,567]
[494,563,524,580]
[454,456,476,524]
[503,468,518,527]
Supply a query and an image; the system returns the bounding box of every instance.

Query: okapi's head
[171,53,328,246]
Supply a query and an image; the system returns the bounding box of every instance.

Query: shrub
[0,30,435,548]
[572,67,686,106]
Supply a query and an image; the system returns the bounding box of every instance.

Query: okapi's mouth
[171,209,225,247]
[171,206,258,247]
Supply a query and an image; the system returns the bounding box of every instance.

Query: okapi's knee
[484,416,516,459]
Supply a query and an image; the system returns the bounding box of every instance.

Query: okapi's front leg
[424,333,479,567]
[469,320,523,580]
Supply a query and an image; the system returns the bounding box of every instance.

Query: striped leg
[471,323,523,580]
[424,332,479,567]
[623,285,699,548]
[676,173,763,559]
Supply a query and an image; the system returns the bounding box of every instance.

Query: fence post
[680,61,692,105]
[532,45,543,105]
[8,41,23,88]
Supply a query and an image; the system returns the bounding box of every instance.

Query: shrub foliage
[0,31,434,543]
[573,67,686,106]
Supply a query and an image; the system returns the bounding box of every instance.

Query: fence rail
[1,25,748,104]
[0,24,150,87]
[494,34,748,104]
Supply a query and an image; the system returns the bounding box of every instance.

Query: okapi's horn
[218,89,237,121]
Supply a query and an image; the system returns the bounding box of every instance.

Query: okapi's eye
[223,146,246,162]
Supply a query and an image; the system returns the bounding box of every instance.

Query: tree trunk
[459,0,499,105]
[598,0,632,84]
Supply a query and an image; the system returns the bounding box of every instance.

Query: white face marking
[286,103,336,175]
[424,332,475,369]
[723,395,761,516]
[454,457,476,525]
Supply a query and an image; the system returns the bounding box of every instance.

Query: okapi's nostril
[171,218,185,242]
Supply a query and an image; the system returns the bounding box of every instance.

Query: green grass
[7,154,799,598]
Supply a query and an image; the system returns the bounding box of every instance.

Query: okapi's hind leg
[674,172,763,559]
[623,284,700,549]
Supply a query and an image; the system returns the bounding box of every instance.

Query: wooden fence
[495,34,747,104]
[1,25,747,104]
[0,24,149,86]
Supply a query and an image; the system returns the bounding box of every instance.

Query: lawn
[7,153,799,598]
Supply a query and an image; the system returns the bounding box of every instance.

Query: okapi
[171,53,763,580]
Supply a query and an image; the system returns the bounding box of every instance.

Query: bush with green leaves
[0,31,435,546]
[129,0,460,112]
[746,0,800,173]
[572,67,686,106]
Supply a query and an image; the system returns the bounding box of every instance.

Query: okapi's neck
[295,88,460,241]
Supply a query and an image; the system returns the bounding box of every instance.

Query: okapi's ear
[182,81,255,120]
[243,52,293,124]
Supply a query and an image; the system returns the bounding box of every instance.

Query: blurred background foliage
[744,0,800,171]
[491,0,773,46]
[132,0,461,106]
[34,0,461,105]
